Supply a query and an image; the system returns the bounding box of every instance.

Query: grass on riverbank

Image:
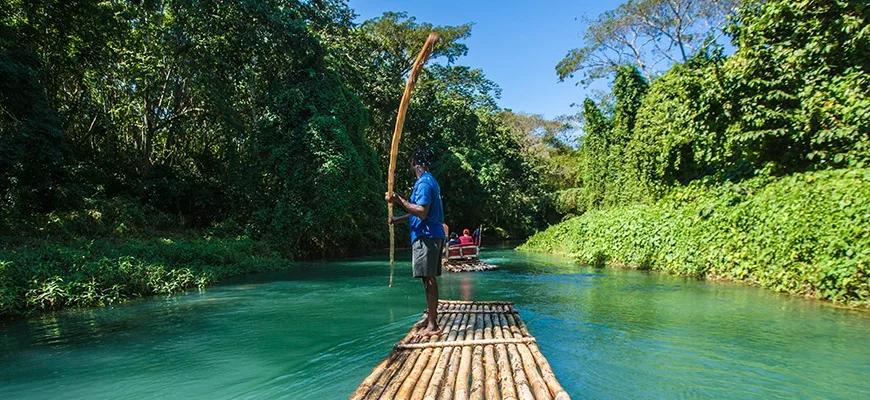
[519,168,870,307]
[0,236,291,317]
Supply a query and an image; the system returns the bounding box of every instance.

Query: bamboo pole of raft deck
[377,312,451,400]
[440,300,513,305]
[362,313,447,400]
[438,305,472,400]
[453,304,477,400]
[386,32,439,287]
[497,309,536,400]
[394,314,455,400]
[422,311,468,400]
[487,306,518,400]
[499,307,552,400]
[365,321,435,400]
[468,311,484,400]
[395,337,537,349]
[444,304,476,400]
[398,310,461,400]
[411,305,467,400]
[482,307,500,400]
[351,313,429,400]
[506,312,570,400]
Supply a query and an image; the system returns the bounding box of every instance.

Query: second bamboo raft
[443,259,499,273]
[350,300,570,400]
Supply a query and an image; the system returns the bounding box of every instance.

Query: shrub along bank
[0,235,290,317]
[519,169,870,307]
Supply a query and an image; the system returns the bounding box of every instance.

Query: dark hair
[411,148,431,169]
[450,232,458,239]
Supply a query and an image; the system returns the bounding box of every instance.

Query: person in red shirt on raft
[459,229,475,246]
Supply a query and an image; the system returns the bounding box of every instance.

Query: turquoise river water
[2,247,870,399]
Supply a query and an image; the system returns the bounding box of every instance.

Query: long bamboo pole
[438,309,471,400]
[482,307,500,400]
[378,312,450,400]
[352,314,428,400]
[508,311,571,400]
[500,307,552,400]
[395,337,537,350]
[469,311,485,400]
[489,306,518,400]
[387,33,439,287]
[400,310,460,400]
[497,310,535,400]
[412,305,466,400]
[453,304,477,400]
[423,312,468,400]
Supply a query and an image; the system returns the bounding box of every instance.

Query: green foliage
[1,0,383,257]
[629,57,730,194]
[0,235,289,316]
[564,0,868,213]
[520,169,870,306]
[574,66,650,210]
[723,0,870,170]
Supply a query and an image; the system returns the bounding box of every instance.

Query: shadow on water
[2,246,870,399]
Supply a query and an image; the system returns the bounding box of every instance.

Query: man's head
[411,148,431,172]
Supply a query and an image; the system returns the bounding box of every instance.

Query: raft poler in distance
[443,225,497,272]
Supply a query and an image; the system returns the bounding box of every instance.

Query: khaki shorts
[412,237,444,278]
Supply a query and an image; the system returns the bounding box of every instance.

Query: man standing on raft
[386,148,445,337]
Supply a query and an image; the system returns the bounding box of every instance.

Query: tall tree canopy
[557,0,740,84]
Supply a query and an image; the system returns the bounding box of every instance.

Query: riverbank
[518,168,870,307]
[0,235,291,317]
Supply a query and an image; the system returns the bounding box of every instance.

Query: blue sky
[349,0,625,120]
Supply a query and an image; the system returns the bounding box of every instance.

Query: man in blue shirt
[386,148,446,337]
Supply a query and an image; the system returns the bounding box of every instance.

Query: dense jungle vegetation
[0,0,569,315]
[521,0,870,306]
[1,0,868,314]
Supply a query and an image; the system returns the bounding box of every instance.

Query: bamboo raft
[350,300,570,400]
[444,259,499,273]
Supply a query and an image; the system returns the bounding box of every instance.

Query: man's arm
[388,213,411,225]
[385,193,430,220]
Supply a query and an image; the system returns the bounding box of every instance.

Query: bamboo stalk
[507,312,570,400]
[499,310,551,400]
[438,306,472,400]
[366,312,449,400]
[489,307,518,400]
[469,310,485,400]
[354,313,427,400]
[482,307,499,400]
[412,306,467,400]
[425,310,520,315]
[439,300,513,305]
[395,337,537,350]
[402,311,460,400]
[351,353,397,400]
[497,310,535,400]
[387,33,439,287]
[379,312,450,400]
[423,311,468,400]
[451,304,477,400]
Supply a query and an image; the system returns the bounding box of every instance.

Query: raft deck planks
[351,300,570,400]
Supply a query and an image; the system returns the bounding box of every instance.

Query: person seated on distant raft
[447,232,461,247]
[459,229,475,245]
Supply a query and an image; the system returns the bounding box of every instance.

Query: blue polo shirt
[409,171,445,244]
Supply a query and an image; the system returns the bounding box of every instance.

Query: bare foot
[415,326,442,338]
[414,320,428,329]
